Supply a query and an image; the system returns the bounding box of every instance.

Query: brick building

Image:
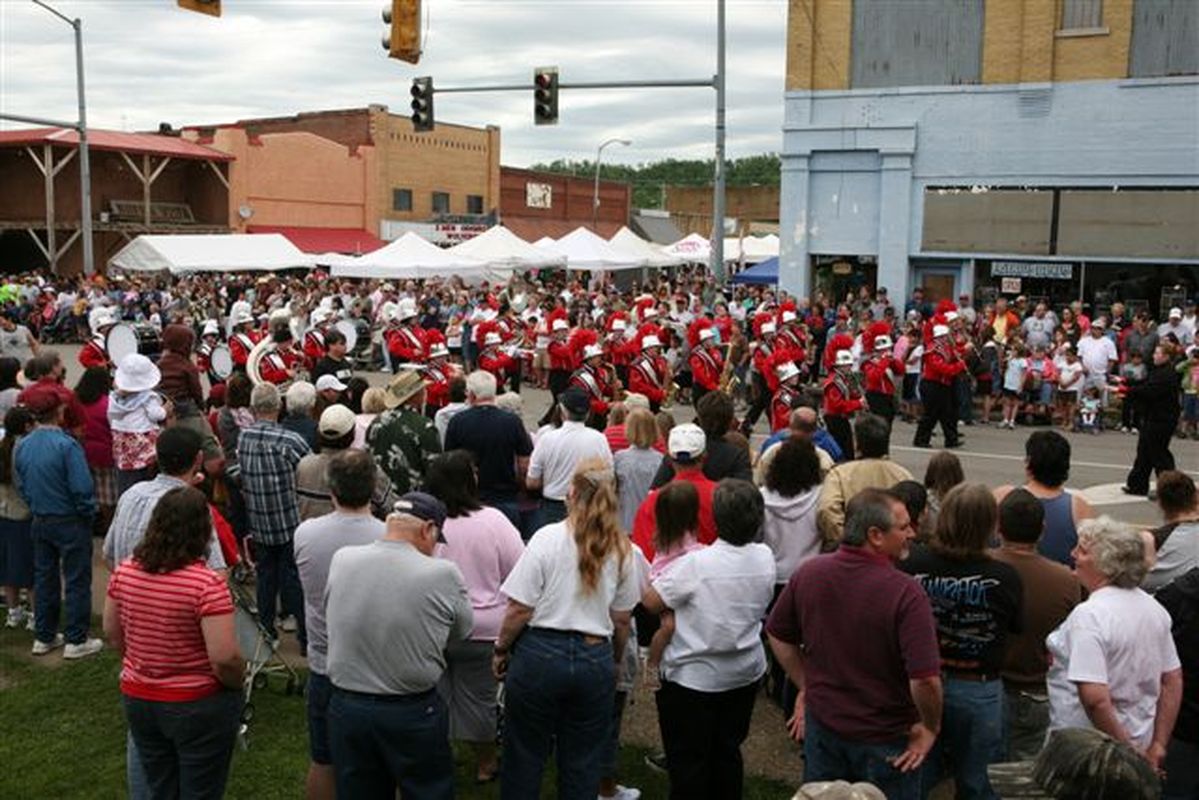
[0,128,230,274]
[498,166,632,241]
[183,106,500,252]
[780,0,1198,312]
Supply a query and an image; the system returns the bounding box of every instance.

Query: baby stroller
[229,578,304,743]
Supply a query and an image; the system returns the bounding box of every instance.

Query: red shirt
[604,424,629,453]
[107,559,234,702]
[630,469,718,562]
[766,546,940,742]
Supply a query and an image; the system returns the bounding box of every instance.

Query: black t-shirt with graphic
[901,544,1024,676]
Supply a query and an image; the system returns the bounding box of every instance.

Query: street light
[593,138,631,231]
[32,0,93,276]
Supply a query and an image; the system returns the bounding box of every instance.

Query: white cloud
[0,0,786,166]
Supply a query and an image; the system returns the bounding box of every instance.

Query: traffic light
[410,77,434,132]
[177,0,221,16]
[533,67,559,126]
[382,0,422,64]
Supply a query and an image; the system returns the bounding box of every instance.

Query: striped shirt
[237,420,311,545]
[107,560,233,702]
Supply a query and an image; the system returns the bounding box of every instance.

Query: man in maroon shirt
[767,487,941,800]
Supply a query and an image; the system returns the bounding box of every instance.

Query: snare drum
[209,344,234,381]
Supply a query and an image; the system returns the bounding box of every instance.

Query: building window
[1059,0,1102,31]
[431,191,451,214]
[466,195,484,214]
[392,188,412,212]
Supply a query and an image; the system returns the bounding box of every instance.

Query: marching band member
[257,314,301,386]
[195,320,224,385]
[739,318,779,435]
[862,324,904,429]
[79,307,118,369]
[823,348,864,458]
[770,361,803,433]
[604,315,635,386]
[913,322,966,449]
[478,332,517,389]
[421,343,456,416]
[688,322,724,406]
[628,334,670,413]
[569,344,614,428]
[546,317,574,401]
[384,299,425,369]
[302,308,332,369]
[228,310,260,372]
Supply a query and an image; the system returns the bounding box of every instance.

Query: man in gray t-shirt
[293,450,384,797]
[1021,304,1056,350]
[323,490,471,799]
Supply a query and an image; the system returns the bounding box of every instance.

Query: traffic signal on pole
[533,67,559,126]
[411,77,434,132]
[177,0,221,16]
[382,0,422,64]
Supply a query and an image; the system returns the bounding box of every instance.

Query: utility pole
[710,0,726,284]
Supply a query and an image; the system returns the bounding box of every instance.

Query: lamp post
[593,137,631,231]
[32,0,94,275]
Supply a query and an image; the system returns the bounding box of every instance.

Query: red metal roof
[502,217,622,242]
[0,127,233,161]
[248,225,384,255]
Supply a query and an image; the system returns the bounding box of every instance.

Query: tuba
[245,336,276,387]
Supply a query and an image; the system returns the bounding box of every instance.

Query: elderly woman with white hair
[1046,516,1183,772]
[282,380,318,450]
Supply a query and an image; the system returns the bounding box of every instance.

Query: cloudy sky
[1,0,788,167]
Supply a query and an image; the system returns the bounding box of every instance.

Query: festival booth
[331,232,489,282]
[724,234,779,264]
[108,234,314,274]
[661,232,711,263]
[608,226,685,269]
[730,256,779,285]
[538,227,645,272]
[446,225,564,274]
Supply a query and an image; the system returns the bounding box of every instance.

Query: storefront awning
[248,225,384,255]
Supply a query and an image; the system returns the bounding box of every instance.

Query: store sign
[1000,277,1022,294]
[380,220,489,245]
[990,261,1073,280]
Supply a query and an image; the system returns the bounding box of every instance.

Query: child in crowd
[1001,343,1029,429]
[1024,344,1057,420]
[901,328,923,422]
[1119,350,1146,433]
[1077,386,1103,434]
[978,326,1001,425]
[1177,346,1199,439]
[107,353,170,495]
[0,406,34,630]
[644,481,704,688]
[1055,345,1084,431]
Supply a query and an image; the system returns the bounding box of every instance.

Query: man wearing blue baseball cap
[322,491,473,800]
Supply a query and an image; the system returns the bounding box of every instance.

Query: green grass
[0,625,794,799]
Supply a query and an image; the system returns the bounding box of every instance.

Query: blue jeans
[307,671,334,765]
[803,711,921,800]
[123,690,242,800]
[501,628,616,800]
[30,515,93,645]
[127,731,149,800]
[254,540,306,648]
[328,687,454,800]
[529,498,567,537]
[922,678,1004,800]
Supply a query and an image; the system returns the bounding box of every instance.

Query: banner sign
[990,261,1073,280]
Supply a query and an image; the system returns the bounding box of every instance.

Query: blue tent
[730,256,778,285]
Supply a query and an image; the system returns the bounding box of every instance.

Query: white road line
[890,445,1199,477]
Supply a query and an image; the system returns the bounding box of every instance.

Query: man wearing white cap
[822,349,864,456]
[914,324,966,449]
[478,333,517,395]
[689,325,724,407]
[628,335,670,413]
[546,317,574,402]
[605,316,635,388]
[228,309,261,372]
[771,362,804,434]
[569,343,615,427]
[1158,306,1194,346]
[196,320,225,385]
[384,299,426,370]
[78,307,118,370]
[302,307,333,371]
[421,344,457,415]
[862,333,904,429]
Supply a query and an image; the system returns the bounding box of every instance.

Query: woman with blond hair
[614,408,663,533]
[353,387,387,450]
[494,458,640,799]
[900,483,1024,800]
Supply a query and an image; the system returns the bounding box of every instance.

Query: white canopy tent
[108,234,314,274]
[608,226,684,268]
[331,232,489,281]
[661,232,711,262]
[533,236,556,249]
[722,234,780,264]
[446,225,564,273]
[539,227,645,272]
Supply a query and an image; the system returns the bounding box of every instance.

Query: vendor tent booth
[446,225,564,272]
[723,235,780,264]
[332,232,487,280]
[108,234,314,274]
[662,232,711,262]
[608,226,684,268]
[730,256,779,285]
[540,227,645,272]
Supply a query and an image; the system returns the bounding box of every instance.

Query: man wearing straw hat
[366,370,442,495]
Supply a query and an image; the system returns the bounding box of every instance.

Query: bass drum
[334,320,358,353]
[105,323,140,367]
[209,344,234,381]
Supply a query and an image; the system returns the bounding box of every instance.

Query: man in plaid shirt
[239,382,312,649]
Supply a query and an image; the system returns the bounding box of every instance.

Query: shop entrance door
[922,273,957,304]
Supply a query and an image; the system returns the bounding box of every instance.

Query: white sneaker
[31,633,65,655]
[280,615,298,633]
[5,607,27,629]
[599,787,641,800]
[25,614,35,632]
[63,638,104,660]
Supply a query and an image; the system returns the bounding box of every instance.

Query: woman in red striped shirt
[103,486,245,800]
